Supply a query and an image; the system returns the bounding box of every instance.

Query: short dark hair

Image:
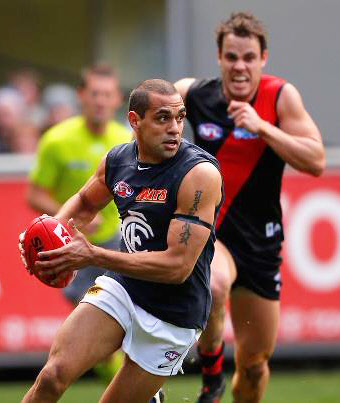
[78,64,116,89]
[216,12,268,55]
[129,79,178,118]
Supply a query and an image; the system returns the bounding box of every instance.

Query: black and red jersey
[186,75,286,256]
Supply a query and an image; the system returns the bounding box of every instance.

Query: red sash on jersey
[216,75,285,229]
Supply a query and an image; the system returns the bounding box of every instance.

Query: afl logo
[114,181,134,198]
[121,210,154,253]
[197,123,223,141]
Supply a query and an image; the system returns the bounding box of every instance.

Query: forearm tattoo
[179,190,203,245]
[179,222,191,245]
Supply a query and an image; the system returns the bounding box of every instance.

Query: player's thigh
[210,239,237,299]
[100,354,165,403]
[47,302,125,380]
[230,288,279,363]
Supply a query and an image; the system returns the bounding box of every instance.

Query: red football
[23,216,76,288]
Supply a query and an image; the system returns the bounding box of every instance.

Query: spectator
[9,69,46,133]
[0,87,39,153]
[41,83,78,131]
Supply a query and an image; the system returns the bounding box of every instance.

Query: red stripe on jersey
[215,136,266,228]
[215,75,285,229]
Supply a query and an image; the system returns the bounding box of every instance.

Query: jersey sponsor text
[135,188,167,203]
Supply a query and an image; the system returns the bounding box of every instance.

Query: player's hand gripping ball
[21,215,76,288]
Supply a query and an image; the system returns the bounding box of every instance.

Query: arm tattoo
[179,190,203,245]
[188,190,203,215]
[179,222,191,245]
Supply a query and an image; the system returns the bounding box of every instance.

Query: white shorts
[80,275,201,376]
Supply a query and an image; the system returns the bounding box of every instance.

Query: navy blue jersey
[186,75,285,262]
[104,139,221,329]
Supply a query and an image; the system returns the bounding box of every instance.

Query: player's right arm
[54,156,113,231]
[174,78,196,101]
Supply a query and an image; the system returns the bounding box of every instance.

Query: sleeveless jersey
[104,139,221,329]
[186,75,286,256]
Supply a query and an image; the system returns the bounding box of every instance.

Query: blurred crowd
[0,69,78,154]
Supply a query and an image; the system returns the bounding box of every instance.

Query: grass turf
[1,370,339,402]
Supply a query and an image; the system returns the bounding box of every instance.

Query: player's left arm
[36,162,222,285]
[174,78,196,101]
[228,84,325,176]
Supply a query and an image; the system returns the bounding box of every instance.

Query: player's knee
[210,270,231,306]
[244,361,269,385]
[35,363,69,397]
[237,354,270,386]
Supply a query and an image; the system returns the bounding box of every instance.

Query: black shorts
[222,240,282,300]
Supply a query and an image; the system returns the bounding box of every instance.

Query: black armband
[172,214,214,231]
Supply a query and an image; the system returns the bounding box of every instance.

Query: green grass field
[1,370,340,402]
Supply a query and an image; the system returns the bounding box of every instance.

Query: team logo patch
[232,128,258,140]
[86,286,103,295]
[158,350,181,369]
[113,181,134,198]
[135,188,167,203]
[121,210,154,253]
[197,123,223,141]
[165,351,180,361]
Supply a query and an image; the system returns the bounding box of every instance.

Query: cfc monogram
[121,210,155,253]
